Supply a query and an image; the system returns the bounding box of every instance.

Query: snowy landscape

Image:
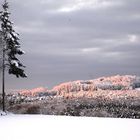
[1,75,140,118]
[0,114,140,140]
[1,0,140,139]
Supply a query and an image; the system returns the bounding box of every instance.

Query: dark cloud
[0,0,140,91]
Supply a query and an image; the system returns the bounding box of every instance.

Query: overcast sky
[0,0,140,91]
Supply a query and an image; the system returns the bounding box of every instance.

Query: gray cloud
[0,0,140,91]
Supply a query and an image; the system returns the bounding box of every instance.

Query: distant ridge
[13,75,140,96]
[52,75,140,95]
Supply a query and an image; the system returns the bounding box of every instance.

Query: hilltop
[15,75,140,97]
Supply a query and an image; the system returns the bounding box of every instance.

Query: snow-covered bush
[131,77,140,89]
[96,82,125,90]
[37,91,57,97]
[0,110,7,116]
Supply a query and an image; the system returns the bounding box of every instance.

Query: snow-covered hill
[53,75,140,95]
[12,75,140,97]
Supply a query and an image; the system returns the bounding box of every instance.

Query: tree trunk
[2,44,5,112]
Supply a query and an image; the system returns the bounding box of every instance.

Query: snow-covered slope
[16,87,48,96]
[0,115,140,140]
[53,75,140,95]
[10,75,140,97]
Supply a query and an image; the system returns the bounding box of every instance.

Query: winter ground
[0,115,140,140]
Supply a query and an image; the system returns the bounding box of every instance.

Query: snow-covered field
[136,88,140,91]
[0,115,140,140]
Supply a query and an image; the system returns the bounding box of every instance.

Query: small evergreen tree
[0,0,26,111]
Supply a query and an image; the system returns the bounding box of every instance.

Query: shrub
[111,85,125,90]
[61,106,80,116]
[131,78,140,89]
[96,83,125,90]
[25,105,40,114]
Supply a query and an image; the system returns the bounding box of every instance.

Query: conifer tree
[0,0,26,111]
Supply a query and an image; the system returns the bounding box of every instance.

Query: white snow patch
[0,110,7,116]
[136,88,140,91]
[0,115,140,140]
[11,60,19,67]
[0,110,13,116]
[18,48,26,54]
[12,32,18,38]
